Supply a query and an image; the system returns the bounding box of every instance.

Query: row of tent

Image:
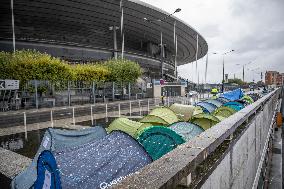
[12,89,263,189]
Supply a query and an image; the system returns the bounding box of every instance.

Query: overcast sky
[141,0,284,83]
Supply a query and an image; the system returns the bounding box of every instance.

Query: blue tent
[196,102,218,114]
[224,101,245,111]
[220,88,244,101]
[34,131,152,189]
[12,126,107,189]
[204,99,223,107]
[215,97,230,104]
[169,122,204,141]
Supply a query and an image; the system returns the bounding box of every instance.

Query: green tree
[104,58,142,82]
[228,78,246,86]
[72,64,110,82]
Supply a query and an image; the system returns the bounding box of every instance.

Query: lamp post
[221,50,234,92]
[242,61,254,82]
[143,8,181,79]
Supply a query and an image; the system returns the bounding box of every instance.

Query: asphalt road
[0,99,156,128]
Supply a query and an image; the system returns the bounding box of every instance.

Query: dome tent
[193,106,204,115]
[242,95,254,104]
[169,122,204,141]
[247,93,262,101]
[215,97,230,104]
[140,107,179,125]
[223,101,245,111]
[196,101,218,114]
[220,88,244,101]
[213,106,237,118]
[169,103,195,121]
[137,126,185,160]
[107,117,150,138]
[190,113,220,130]
[12,127,107,189]
[35,131,152,189]
[204,99,223,107]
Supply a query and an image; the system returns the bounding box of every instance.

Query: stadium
[0,0,208,81]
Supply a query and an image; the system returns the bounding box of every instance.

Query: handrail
[113,89,281,189]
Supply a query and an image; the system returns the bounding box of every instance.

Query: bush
[72,64,110,82]
[104,58,142,82]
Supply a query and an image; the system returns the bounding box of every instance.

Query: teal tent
[169,122,204,141]
[224,101,245,111]
[137,126,185,160]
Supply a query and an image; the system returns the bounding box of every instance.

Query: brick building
[265,71,284,86]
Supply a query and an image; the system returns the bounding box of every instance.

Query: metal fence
[112,88,282,189]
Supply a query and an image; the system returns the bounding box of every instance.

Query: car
[186,91,198,97]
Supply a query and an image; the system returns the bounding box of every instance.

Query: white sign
[0,80,20,90]
[146,83,152,88]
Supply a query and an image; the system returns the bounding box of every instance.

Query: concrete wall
[200,93,278,189]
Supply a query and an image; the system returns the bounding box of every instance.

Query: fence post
[105,103,108,122]
[112,82,115,101]
[50,110,54,128]
[128,82,131,100]
[68,81,71,106]
[91,105,94,126]
[139,100,142,116]
[35,80,38,109]
[24,112,27,140]
[72,107,75,126]
[147,99,150,113]
[118,103,121,117]
[92,81,96,104]
[167,97,170,106]
[129,101,132,116]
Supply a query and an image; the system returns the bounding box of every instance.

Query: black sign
[0,81,5,89]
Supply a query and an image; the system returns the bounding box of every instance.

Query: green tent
[169,103,195,121]
[213,106,237,118]
[242,95,254,104]
[193,106,204,116]
[140,107,179,125]
[137,126,185,160]
[190,113,220,130]
[107,118,151,138]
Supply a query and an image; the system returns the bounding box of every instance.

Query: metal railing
[112,88,282,189]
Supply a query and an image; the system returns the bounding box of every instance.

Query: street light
[143,8,181,79]
[213,50,234,92]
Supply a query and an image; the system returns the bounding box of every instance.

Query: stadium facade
[0,0,208,80]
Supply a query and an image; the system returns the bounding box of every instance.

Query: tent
[204,99,223,108]
[12,126,107,189]
[242,95,254,104]
[220,88,244,101]
[247,93,261,102]
[223,101,245,111]
[196,102,218,114]
[190,113,220,130]
[137,126,185,160]
[107,117,150,138]
[193,106,204,115]
[169,122,204,141]
[35,131,152,189]
[213,106,237,118]
[169,103,195,121]
[140,107,179,125]
[235,99,249,107]
[215,97,230,104]
[34,150,61,189]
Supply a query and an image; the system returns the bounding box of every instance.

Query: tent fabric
[242,95,254,104]
[223,101,245,111]
[193,106,204,116]
[191,113,220,130]
[107,118,144,137]
[47,131,152,189]
[215,97,230,104]
[215,116,226,121]
[34,150,61,189]
[196,102,218,114]
[247,93,262,101]
[213,106,237,118]
[140,107,179,125]
[137,126,185,160]
[220,88,244,101]
[12,126,107,189]
[235,99,249,107]
[204,99,223,108]
[169,122,204,141]
[169,103,195,121]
